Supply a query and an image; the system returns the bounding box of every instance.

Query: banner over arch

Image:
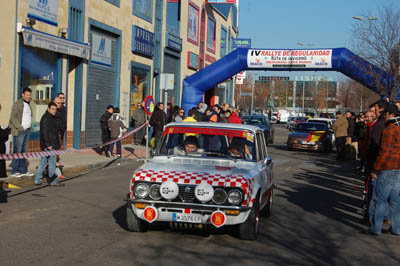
[182,47,397,112]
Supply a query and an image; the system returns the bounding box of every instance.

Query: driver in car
[174,136,204,156]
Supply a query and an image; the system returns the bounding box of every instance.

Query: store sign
[132,25,155,57]
[22,27,90,59]
[166,32,182,52]
[247,49,332,69]
[233,38,251,48]
[91,34,112,66]
[187,52,199,70]
[259,76,289,81]
[28,0,58,26]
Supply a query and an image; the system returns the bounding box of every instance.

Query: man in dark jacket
[34,102,62,186]
[54,95,66,142]
[132,101,146,145]
[100,105,114,155]
[149,102,166,147]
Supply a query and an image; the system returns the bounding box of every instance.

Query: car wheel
[265,133,269,146]
[126,203,147,232]
[269,134,274,144]
[260,187,273,217]
[287,143,293,151]
[239,193,260,240]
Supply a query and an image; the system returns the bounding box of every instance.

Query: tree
[351,5,400,100]
[337,79,379,111]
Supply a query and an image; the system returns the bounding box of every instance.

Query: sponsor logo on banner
[247,49,332,69]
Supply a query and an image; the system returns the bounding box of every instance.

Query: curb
[0,157,136,188]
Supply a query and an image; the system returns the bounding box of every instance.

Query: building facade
[0,0,238,152]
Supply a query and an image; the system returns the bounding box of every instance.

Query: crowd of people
[126,101,242,148]
[332,100,400,236]
[0,88,66,186]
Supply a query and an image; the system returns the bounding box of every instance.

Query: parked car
[241,114,274,144]
[287,122,333,152]
[287,116,308,130]
[127,122,276,240]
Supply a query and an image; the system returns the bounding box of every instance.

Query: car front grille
[178,185,196,203]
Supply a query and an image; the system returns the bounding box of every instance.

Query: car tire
[126,203,147,232]
[269,134,274,144]
[239,193,260,240]
[260,187,273,217]
[265,133,269,146]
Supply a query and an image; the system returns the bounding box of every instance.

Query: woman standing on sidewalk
[0,104,11,178]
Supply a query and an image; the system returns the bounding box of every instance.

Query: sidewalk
[1,144,148,188]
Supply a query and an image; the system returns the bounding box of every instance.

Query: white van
[278,110,289,123]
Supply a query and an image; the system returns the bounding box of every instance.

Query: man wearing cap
[364,104,400,235]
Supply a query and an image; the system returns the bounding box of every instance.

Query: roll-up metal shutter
[85,28,117,146]
[163,53,179,103]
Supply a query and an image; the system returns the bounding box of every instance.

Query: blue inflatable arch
[182,47,397,112]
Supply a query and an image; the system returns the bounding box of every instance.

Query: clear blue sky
[238,0,399,81]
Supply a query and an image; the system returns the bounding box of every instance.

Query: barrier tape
[0,122,147,161]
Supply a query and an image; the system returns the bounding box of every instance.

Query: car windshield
[242,117,264,125]
[295,123,328,131]
[157,126,256,161]
[308,119,328,125]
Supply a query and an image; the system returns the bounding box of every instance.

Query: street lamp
[296,42,315,47]
[352,16,378,21]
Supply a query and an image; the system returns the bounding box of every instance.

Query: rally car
[127,122,275,240]
[287,122,333,152]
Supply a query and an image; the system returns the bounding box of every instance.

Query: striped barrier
[0,122,147,161]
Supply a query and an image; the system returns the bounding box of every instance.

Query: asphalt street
[0,125,399,266]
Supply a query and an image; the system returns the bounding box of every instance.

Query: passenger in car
[229,137,253,160]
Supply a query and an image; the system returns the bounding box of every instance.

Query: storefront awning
[21,26,90,60]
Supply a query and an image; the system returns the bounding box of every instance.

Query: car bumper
[288,142,324,151]
[129,199,251,225]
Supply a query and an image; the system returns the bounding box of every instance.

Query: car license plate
[172,213,201,223]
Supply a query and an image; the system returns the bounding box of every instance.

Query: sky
[238,0,399,81]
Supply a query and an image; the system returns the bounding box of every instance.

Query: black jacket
[55,105,66,136]
[100,111,112,133]
[367,115,386,165]
[149,108,166,132]
[40,111,60,151]
[347,117,356,140]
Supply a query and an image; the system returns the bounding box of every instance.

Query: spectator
[149,102,166,147]
[34,102,62,186]
[173,108,185,122]
[332,111,348,160]
[364,104,400,235]
[345,111,357,159]
[100,105,114,156]
[183,108,197,122]
[195,102,207,122]
[132,101,146,145]
[210,105,222,122]
[229,110,242,124]
[204,108,213,121]
[54,96,66,145]
[166,102,173,123]
[0,104,10,178]
[107,107,126,157]
[221,109,231,123]
[9,87,34,178]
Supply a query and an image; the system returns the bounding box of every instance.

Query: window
[105,0,120,7]
[220,26,227,57]
[187,1,199,45]
[256,133,266,161]
[130,64,150,121]
[20,47,57,132]
[207,17,216,53]
[166,0,180,34]
[132,0,153,23]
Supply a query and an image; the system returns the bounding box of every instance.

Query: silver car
[127,122,275,240]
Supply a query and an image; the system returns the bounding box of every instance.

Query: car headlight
[227,189,243,205]
[134,183,149,199]
[149,184,162,200]
[212,188,227,205]
[194,182,214,203]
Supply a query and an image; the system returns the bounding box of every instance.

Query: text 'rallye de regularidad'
[127,122,275,240]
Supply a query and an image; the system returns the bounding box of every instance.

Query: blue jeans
[11,129,31,174]
[369,170,400,234]
[108,139,121,155]
[34,153,58,185]
[368,179,391,222]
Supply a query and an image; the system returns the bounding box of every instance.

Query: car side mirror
[263,157,272,166]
